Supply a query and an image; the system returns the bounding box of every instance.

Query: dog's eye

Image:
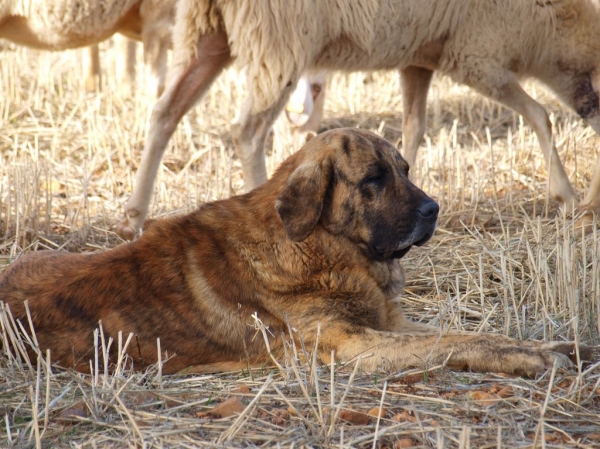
[364,174,385,186]
[362,171,386,191]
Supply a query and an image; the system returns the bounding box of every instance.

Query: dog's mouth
[372,224,436,260]
[372,244,413,261]
[390,246,412,259]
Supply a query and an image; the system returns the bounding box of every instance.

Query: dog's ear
[276,157,332,241]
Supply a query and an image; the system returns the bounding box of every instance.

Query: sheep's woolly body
[173,0,600,114]
[1,0,138,49]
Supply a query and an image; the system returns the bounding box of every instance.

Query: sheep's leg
[139,0,172,97]
[285,76,314,128]
[113,36,137,97]
[232,83,299,191]
[580,157,600,212]
[84,45,102,92]
[580,161,600,216]
[123,38,137,96]
[579,117,600,215]
[148,39,169,97]
[401,67,434,174]
[488,81,577,210]
[299,71,327,133]
[142,31,169,97]
[117,32,232,239]
[400,67,433,172]
[286,71,327,132]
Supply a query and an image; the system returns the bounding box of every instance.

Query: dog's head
[275,128,438,261]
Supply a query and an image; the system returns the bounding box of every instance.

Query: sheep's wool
[171,0,600,114]
[5,0,139,48]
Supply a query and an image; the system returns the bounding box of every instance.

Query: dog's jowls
[0,128,596,375]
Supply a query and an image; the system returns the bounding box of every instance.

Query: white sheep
[84,1,174,96]
[0,0,173,96]
[0,0,322,109]
[98,0,600,238]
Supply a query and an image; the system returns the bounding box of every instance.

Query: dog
[0,129,595,375]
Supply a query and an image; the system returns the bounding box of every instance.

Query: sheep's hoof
[574,207,598,235]
[115,219,138,240]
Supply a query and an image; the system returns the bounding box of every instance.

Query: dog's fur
[0,129,595,375]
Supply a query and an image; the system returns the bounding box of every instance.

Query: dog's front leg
[329,328,596,377]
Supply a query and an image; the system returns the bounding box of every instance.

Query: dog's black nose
[417,199,439,219]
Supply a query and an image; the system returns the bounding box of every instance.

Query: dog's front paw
[509,350,573,378]
[545,342,599,365]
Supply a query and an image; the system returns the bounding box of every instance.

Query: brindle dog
[0,129,595,375]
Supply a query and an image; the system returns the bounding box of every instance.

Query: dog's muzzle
[373,198,439,260]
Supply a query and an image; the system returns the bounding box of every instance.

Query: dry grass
[1,41,600,448]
